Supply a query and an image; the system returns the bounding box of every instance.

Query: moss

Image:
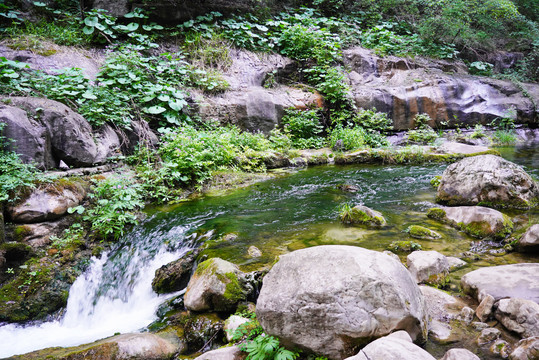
[13,225,32,242]
[430,176,441,188]
[406,225,441,239]
[427,208,446,220]
[223,272,245,303]
[387,240,422,252]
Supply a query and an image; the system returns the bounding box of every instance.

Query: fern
[240,336,299,360]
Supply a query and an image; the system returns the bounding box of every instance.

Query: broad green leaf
[145,105,167,114]
[84,16,98,27]
[82,26,95,35]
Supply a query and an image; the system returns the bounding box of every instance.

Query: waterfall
[0,220,201,358]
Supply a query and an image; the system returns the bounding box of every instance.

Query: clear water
[1,148,538,358]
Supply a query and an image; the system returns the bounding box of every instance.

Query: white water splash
[0,248,185,358]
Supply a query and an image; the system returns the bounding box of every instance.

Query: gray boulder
[184,258,247,312]
[436,155,539,209]
[407,250,449,285]
[495,298,539,338]
[193,345,245,360]
[510,336,539,360]
[518,224,539,252]
[461,263,539,303]
[440,348,480,360]
[344,331,435,360]
[0,104,54,169]
[427,206,513,240]
[256,245,427,360]
[7,182,86,223]
[420,285,461,342]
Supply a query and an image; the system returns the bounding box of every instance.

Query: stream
[1,144,539,358]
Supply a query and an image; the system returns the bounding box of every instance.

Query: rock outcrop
[436,155,539,209]
[427,206,513,240]
[184,258,247,312]
[343,47,538,130]
[256,245,427,360]
[460,263,539,303]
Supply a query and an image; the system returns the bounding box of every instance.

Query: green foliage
[184,32,233,70]
[470,124,487,139]
[329,123,388,150]
[278,24,341,66]
[387,240,422,252]
[406,113,438,144]
[0,122,38,202]
[469,61,494,76]
[72,176,145,241]
[280,109,325,149]
[241,335,299,360]
[492,130,517,145]
[354,108,393,132]
[50,223,85,250]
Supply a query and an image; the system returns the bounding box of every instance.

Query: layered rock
[427,206,513,240]
[343,47,538,130]
[436,155,539,209]
[256,245,427,360]
[460,263,539,303]
[184,258,247,312]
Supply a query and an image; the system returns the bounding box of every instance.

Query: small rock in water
[476,294,495,322]
[490,339,510,359]
[472,322,490,331]
[459,306,475,325]
[407,250,449,285]
[247,246,262,258]
[477,328,501,345]
[337,184,360,193]
[447,256,467,271]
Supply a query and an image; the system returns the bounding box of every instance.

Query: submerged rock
[184,258,247,312]
[340,205,387,227]
[495,298,539,338]
[436,155,539,209]
[460,263,539,303]
[405,225,441,240]
[152,249,199,294]
[256,245,427,360]
[427,206,513,240]
[344,331,435,360]
[407,250,449,285]
[518,224,539,252]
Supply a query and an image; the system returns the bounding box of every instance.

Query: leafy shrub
[278,24,341,66]
[329,125,367,151]
[469,61,494,76]
[354,108,393,132]
[406,113,438,144]
[280,109,325,149]
[72,175,145,241]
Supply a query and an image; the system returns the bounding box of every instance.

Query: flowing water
[1,145,539,358]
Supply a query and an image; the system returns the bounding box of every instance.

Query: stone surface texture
[495,298,539,338]
[407,250,449,284]
[256,245,427,360]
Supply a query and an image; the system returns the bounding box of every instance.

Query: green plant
[50,223,85,250]
[329,125,368,150]
[469,61,494,76]
[470,124,487,138]
[406,113,438,144]
[338,203,355,223]
[280,108,325,149]
[492,130,517,145]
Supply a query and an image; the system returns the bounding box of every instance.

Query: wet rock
[344,47,537,130]
[194,345,245,360]
[518,224,539,252]
[184,258,247,312]
[178,312,225,353]
[477,328,501,345]
[152,249,199,294]
[247,246,262,258]
[407,250,449,285]
[476,294,496,322]
[461,263,539,303]
[224,315,251,342]
[495,298,539,338]
[436,155,539,209]
[337,184,360,193]
[459,306,476,325]
[405,225,441,239]
[0,242,33,262]
[0,104,54,169]
[256,245,427,360]
[440,348,481,360]
[11,218,71,249]
[446,256,467,270]
[510,336,539,360]
[490,339,511,359]
[8,181,86,223]
[341,205,387,227]
[427,206,513,240]
[344,331,435,360]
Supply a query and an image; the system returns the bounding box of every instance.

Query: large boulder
[152,249,199,294]
[495,298,539,338]
[436,155,539,209]
[184,258,247,312]
[518,224,539,252]
[0,104,55,169]
[343,47,538,130]
[461,263,539,303]
[344,331,435,360]
[427,206,513,240]
[510,336,539,360]
[7,181,86,223]
[256,245,427,360]
[407,250,449,285]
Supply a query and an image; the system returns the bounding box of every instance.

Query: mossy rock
[405,225,441,240]
[184,258,247,312]
[0,241,33,261]
[387,240,422,253]
[341,205,386,227]
[427,208,446,220]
